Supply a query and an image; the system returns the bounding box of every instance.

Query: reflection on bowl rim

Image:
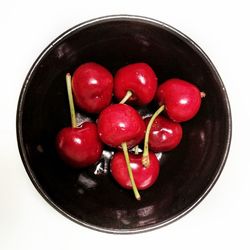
[16,14,232,234]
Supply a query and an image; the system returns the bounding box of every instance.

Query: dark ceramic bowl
[17,15,231,233]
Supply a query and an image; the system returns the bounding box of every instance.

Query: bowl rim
[16,14,232,234]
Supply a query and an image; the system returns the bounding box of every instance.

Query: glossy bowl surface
[17,15,231,233]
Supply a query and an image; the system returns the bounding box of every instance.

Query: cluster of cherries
[56,62,204,200]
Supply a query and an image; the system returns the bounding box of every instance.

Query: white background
[1,0,250,249]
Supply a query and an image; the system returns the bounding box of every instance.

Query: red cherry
[157,78,202,122]
[72,62,113,113]
[98,103,146,200]
[56,122,103,168]
[56,73,103,168]
[142,78,203,166]
[97,104,145,149]
[110,152,160,190]
[144,116,183,152]
[114,63,157,105]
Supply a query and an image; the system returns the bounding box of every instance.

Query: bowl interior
[17,16,231,233]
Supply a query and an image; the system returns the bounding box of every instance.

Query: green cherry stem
[134,145,139,155]
[119,90,133,104]
[142,105,165,166]
[66,73,77,128]
[121,142,141,201]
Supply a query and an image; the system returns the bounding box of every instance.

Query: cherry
[97,103,145,149]
[72,62,113,113]
[144,116,183,152]
[156,78,203,122]
[114,63,157,105]
[142,78,204,166]
[56,122,103,167]
[97,103,146,200]
[110,152,160,190]
[56,74,103,168]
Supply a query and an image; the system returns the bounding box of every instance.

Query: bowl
[16,15,231,233]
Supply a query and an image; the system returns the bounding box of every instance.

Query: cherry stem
[66,73,77,128]
[134,145,139,155]
[119,90,133,104]
[201,91,206,98]
[121,142,141,201]
[142,105,165,166]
